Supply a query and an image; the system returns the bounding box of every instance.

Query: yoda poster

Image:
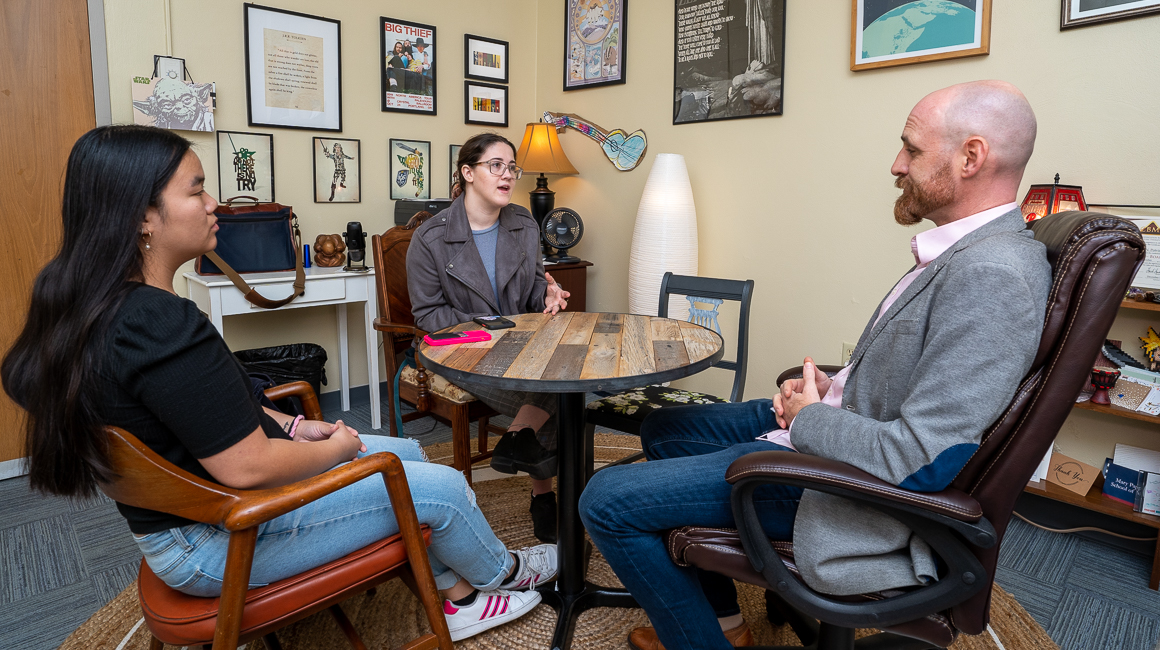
[132,76,216,132]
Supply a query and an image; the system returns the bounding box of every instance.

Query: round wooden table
[419,312,724,650]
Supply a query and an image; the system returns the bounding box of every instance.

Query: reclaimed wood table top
[418,312,724,394]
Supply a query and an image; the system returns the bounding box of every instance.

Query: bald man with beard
[580,81,1051,650]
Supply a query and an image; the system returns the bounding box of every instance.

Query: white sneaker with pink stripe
[443,588,542,641]
[500,543,558,590]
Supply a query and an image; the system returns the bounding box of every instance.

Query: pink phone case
[423,330,492,346]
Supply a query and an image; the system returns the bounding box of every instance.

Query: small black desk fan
[541,207,584,263]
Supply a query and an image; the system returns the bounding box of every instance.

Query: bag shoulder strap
[205,211,305,309]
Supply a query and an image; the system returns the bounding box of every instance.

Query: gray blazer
[407,196,548,333]
[790,210,1051,596]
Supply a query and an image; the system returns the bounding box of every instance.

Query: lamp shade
[1021,173,1087,222]
[628,154,698,315]
[515,123,578,175]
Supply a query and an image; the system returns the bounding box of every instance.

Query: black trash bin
[235,343,328,407]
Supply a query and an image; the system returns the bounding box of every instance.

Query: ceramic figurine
[313,234,346,267]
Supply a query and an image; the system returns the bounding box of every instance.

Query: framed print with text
[565,0,626,90]
[465,34,509,83]
[464,81,508,127]
[674,0,785,125]
[313,137,361,203]
[244,3,342,131]
[449,144,462,197]
[1061,0,1160,28]
[390,139,431,200]
[851,0,991,71]
[217,131,274,202]
[381,17,437,115]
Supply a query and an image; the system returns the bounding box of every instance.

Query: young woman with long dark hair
[1,125,555,642]
[406,133,570,543]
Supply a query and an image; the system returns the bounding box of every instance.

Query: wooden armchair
[372,213,503,485]
[98,381,453,650]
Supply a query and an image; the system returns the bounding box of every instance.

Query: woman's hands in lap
[297,420,367,457]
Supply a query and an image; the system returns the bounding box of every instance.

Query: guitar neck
[548,113,607,143]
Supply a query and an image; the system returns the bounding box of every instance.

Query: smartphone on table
[473,315,516,330]
[423,330,492,346]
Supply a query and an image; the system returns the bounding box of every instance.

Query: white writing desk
[184,266,382,430]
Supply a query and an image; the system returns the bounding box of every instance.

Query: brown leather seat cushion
[139,526,432,646]
[667,527,957,648]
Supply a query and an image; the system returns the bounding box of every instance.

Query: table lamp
[515,123,578,255]
[1021,173,1087,222]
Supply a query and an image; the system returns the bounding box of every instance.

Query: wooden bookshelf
[1121,299,1160,313]
[1074,400,1160,425]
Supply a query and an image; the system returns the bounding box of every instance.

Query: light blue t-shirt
[471,221,501,311]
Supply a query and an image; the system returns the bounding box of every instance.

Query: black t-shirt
[97,284,289,534]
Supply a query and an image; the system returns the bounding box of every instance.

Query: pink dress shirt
[758,203,1019,449]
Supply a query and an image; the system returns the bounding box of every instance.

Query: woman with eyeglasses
[407,133,570,544]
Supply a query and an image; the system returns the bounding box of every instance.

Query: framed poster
[1061,0,1160,28]
[465,34,509,83]
[132,77,216,132]
[243,4,342,131]
[851,0,991,71]
[674,0,786,125]
[564,0,626,90]
[449,144,463,197]
[217,131,274,202]
[464,81,508,127]
[390,139,431,200]
[313,137,361,203]
[381,17,437,115]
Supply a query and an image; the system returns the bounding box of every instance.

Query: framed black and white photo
[313,137,360,203]
[217,131,274,202]
[673,0,786,125]
[464,34,509,83]
[390,139,431,200]
[1061,0,1160,28]
[464,81,508,127]
[381,17,437,115]
[449,144,462,197]
[244,4,342,131]
[565,0,626,90]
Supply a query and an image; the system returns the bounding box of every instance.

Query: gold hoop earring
[142,232,151,250]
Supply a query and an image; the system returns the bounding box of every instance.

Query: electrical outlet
[841,342,856,365]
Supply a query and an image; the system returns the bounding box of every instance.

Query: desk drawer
[219,278,347,313]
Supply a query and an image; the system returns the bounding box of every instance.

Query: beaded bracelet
[288,415,305,438]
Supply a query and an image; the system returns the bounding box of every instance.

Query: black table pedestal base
[538,582,638,650]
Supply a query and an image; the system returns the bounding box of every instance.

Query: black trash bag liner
[234,344,328,413]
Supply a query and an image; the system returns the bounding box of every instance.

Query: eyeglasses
[473,159,523,180]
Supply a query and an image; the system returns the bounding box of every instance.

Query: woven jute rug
[60,434,1056,650]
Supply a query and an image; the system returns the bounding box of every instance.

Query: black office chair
[584,273,755,469]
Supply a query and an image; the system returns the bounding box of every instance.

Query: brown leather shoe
[628,622,753,649]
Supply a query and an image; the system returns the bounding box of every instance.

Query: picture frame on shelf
[673,0,786,124]
[449,143,462,198]
[464,81,508,127]
[312,137,361,203]
[464,34,509,83]
[243,3,343,131]
[390,138,431,200]
[564,0,626,90]
[216,131,274,202]
[851,0,991,71]
[381,17,437,115]
[1061,0,1160,29]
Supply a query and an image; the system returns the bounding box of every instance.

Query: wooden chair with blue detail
[584,272,759,471]
[99,380,453,650]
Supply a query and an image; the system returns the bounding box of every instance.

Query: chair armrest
[776,365,845,387]
[263,381,322,420]
[223,452,406,531]
[373,318,417,336]
[726,451,983,523]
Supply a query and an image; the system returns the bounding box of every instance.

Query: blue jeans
[580,399,802,650]
[133,435,513,597]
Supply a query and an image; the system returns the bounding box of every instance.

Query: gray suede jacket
[406,196,547,333]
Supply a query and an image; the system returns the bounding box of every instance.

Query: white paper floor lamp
[628,153,698,316]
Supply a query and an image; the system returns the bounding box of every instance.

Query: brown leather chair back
[371,212,433,331]
[947,211,1144,632]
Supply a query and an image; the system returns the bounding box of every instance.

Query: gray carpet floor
[2,398,1159,649]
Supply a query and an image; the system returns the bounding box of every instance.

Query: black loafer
[491,428,558,480]
[530,490,557,543]
[489,430,521,475]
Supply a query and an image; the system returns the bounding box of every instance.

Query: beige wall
[102,1,1160,462]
